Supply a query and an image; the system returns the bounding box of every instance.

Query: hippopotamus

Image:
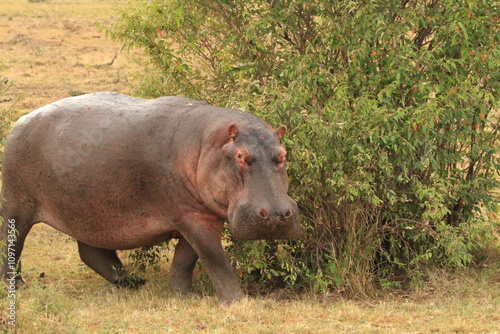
[0,92,301,304]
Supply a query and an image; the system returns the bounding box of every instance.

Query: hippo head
[197,120,301,240]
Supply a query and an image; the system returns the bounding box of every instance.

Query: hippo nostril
[259,208,268,219]
[284,209,292,218]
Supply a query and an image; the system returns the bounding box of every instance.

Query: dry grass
[0,0,144,116]
[1,1,500,333]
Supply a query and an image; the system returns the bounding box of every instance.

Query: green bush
[108,0,500,295]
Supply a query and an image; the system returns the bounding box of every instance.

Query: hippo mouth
[228,200,302,240]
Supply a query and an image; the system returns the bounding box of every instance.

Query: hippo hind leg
[77,241,145,288]
[0,200,37,289]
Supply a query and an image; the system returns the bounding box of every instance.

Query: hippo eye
[274,157,284,164]
[235,148,252,166]
[274,151,287,164]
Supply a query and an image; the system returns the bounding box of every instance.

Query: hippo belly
[37,206,175,250]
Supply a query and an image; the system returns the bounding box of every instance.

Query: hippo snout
[257,206,293,222]
[229,198,301,240]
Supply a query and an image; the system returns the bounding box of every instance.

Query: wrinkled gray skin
[0,92,301,304]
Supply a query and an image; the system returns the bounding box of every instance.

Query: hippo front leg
[170,236,199,295]
[179,216,245,304]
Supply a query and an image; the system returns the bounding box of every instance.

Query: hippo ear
[276,125,287,140]
[228,124,239,140]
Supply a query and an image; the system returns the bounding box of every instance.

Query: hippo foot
[171,287,196,298]
[218,293,246,306]
[114,275,146,289]
[2,274,28,290]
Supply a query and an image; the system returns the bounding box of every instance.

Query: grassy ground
[0,0,144,117]
[0,1,499,333]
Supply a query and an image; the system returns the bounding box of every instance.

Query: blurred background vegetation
[0,62,14,170]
